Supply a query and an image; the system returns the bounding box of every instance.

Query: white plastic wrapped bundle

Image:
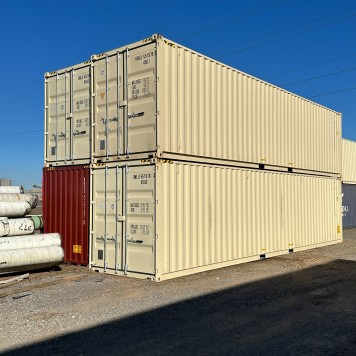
[0,193,38,208]
[0,233,61,249]
[0,186,24,194]
[0,202,31,217]
[0,218,35,237]
[0,246,64,273]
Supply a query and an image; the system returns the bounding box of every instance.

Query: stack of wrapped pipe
[0,185,64,274]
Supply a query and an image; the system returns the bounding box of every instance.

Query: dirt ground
[1,230,356,355]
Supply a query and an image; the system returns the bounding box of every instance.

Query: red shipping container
[43,165,90,264]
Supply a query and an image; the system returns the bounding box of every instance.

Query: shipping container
[342,138,356,183]
[45,35,341,175]
[89,160,342,281]
[342,183,356,228]
[43,165,90,264]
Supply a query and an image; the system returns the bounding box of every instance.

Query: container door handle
[73,130,87,136]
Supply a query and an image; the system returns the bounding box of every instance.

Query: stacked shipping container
[341,139,356,228]
[43,34,342,280]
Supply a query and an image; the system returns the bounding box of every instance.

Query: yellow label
[337,225,340,234]
[73,245,82,254]
[100,92,105,100]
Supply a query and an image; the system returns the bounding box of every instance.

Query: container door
[92,166,123,272]
[126,44,157,154]
[342,184,356,228]
[93,53,124,159]
[71,66,91,160]
[46,73,70,163]
[124,165,155,275]
[43,166,90,264]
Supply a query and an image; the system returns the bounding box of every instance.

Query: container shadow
[5,259,356,355]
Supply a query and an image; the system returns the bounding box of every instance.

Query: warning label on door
[73,245,82,253]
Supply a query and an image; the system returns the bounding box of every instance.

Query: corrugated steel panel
[342,183,356,228]
[43,165,90,264]
[342,139,356,183]
[45,35,341,175]
[157,39,341,175]
[90,160,342,281]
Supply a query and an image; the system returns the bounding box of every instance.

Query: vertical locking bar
[124,164,129,274]
[117,51,121,158]
[70,70,74,160]
[105,55,109,160]
[125,48,129,156]
[89,168,94,268]
[153,165,157,276]
[104,165,108,271]
[115,165,119,273]
[44,75,48,163]
[55,73,59,162]
[89,62,94,163]
[64,71,68,161]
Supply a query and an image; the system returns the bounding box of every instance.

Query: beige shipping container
[89,159,342,281]
[342,138,356,183]
[45,35,341,175]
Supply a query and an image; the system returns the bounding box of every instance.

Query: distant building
[0,178,11,186]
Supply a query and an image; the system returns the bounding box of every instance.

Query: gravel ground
[1,230,356,355]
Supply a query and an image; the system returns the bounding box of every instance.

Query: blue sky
[0,0,355,189]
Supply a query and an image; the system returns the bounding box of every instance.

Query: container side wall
[342,138,356,183]
[159,40,340,174]
[342,183,356,228]
[43,165,90,264]
[158,162,342,277]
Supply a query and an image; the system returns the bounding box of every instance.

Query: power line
[0,137,42,142]
[176,0,290,40]
[0,95,42,105]
[0,130,43,136]
[0,81,42,94]
[262,52,356,78]
[0,119,42,125]
[210,6,356,56]
[281,66,356,86]
[307,87,356,99]
[0,104,42,114]
[217,10,356,59]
